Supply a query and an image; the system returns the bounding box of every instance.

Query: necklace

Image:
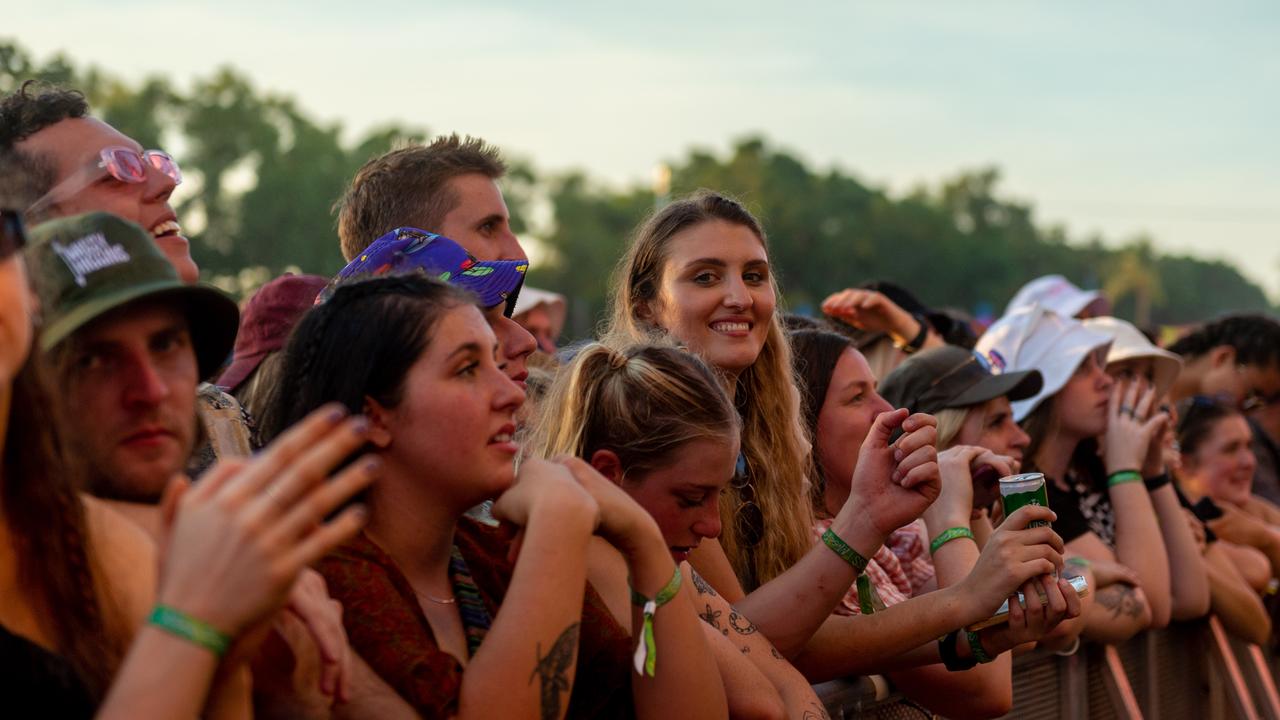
[415,588,457,605]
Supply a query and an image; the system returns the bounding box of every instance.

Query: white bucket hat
[976,305,1113,422]
[1082,317,1183,398]
[1005,274,1104,319]
[512,286,567,338]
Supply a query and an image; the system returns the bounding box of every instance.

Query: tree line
[3,39,1272,339]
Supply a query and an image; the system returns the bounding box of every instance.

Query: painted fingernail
[350,416,370,434]
[327,405,347,424]
[363,456,382,472]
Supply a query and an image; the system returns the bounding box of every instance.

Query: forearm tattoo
[530,623,580,720]
[728,610,757,636]
[699,603,728,635]
[1096,584,1145,619]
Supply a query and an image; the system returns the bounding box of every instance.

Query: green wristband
[966,629,994,664]
[630,565,683,677]
[148,605,231,657]
[1107,470,1143,487]
[929,526,976,555]
[821,527,869,573]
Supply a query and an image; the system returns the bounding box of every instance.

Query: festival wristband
[896,313,930,354]
[1107,470,1143,488]
[1065,556,1092,569]
[930,526,976,555]
[821,527,870,573]
[966,630,994,664]
[938,630,976,672]
[147,605,231,657]
[629,565,683,676]
[1144,472,1172,491]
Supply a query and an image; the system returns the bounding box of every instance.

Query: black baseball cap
[878,345,1043,414]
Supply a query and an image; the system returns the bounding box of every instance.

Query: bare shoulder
[81,495,157,630]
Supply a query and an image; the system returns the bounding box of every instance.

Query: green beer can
[999,472,1050,528]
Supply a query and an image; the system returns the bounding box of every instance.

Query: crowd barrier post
[1208,615,1264,720]
[1226,628,1280,720]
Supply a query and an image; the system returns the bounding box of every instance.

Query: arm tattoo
[728,610,757,636]
[530,623,580,720]
[770,647,783,661]
[691,571,718,596]
[740,645,751,654]
[1096,585,1145,618]
[699,603,728,635]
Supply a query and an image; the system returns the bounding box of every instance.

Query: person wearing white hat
[512,286,566,354]
[1005,274,1110,320]
[977,305,1175,641]
[1084,317,1211,621]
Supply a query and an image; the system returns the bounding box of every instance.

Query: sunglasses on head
[27,146,182,216]
[1,209,26,259]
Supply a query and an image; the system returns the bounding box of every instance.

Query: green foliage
[3,38,1274,332]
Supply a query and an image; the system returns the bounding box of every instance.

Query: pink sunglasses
[28,146,182,216]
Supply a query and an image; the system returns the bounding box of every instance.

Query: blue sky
[12,1,1280,297]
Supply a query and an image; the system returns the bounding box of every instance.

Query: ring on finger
[263,484,286,508]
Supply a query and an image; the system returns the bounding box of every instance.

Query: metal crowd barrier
[815,618,1280,719]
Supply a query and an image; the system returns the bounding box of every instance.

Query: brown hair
[335,134,506,261]
[788,328,852,509]
[231,349,285,422]
[530,341,739,481]
[4,356,123,700]
[606,190,814,590]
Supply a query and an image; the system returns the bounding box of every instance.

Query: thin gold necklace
[415,588,457,605]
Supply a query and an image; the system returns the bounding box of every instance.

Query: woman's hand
[1102,379,1168,475]
[956,505,1064,620]
[977,574,1082,655]
[552,455,667,561]
[846,409,940,539]
[928,446,1016,530]
[821,288,921,346]
[155,405,378,640]
[492,457,599,543]
[283,569,351,702]
[1208,503,1276,550]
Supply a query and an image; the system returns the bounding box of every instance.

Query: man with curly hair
[0,81,198,282]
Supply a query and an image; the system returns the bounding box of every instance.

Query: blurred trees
[3,39,1274,335]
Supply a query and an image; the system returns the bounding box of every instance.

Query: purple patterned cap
[324,227,528,315]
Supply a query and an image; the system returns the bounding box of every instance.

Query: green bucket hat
[27,212,239,380]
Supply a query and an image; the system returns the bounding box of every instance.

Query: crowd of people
[2,80,1279,719]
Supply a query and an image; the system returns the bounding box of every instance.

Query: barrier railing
[815,619,1278,719]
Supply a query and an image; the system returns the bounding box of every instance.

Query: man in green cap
[28,211,419,718]
[28,211,239,513]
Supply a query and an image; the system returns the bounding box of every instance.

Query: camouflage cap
[26,212,239,380]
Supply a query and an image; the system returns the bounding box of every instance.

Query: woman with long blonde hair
[604,191,1045,681]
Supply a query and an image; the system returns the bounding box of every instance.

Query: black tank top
[0,622,94,718]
